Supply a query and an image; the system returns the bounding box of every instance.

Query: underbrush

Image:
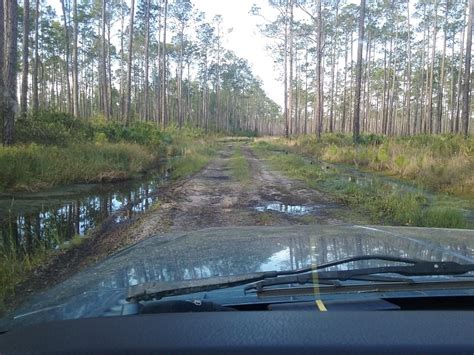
[15,111,170,149]
[283,134,473,197]
[252,141,470,229]
[1,112,220,192]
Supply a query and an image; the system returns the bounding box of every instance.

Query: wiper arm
[127,272,280,302]
[126,255,430,303]
[244,261,474,293]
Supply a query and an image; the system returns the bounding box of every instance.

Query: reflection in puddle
[255,202,315,215]
[0,165,169,254]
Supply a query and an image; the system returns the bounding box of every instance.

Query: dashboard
[2,310,474,353]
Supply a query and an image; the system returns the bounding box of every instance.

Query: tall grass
[285,134,474,197]
[0,143,155,192]
[164,126,218,180]
[0,232,51,313]
[252,140,470,229]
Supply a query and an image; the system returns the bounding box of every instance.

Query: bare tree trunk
[363,38,371,132]
[0,0,4,139]
[388,26,399,136]
[315,0,323,138]
[161,0,168,127]
[283,3,289,138]
[72,0,79,117]
[177,22,184,127]
[304,45,308,134]
[342,33,349,133]
[101,0,110,119]
[427,2,438,134]
[295,48,300,134]
[381,47,388,134]
[353,0,365,141]
[462,0,473,137]
[3,0,18,145]
[455,22,465,133]
[107,18,113,118]
[32,0,40,114]
[449,37,456,132]
[436,2,448,134]
[329,56,336,134]
[288,0,294,136]
[155,1,162,123]
[20,0,30,118]
[406,0,412,135]
[143,0,151,121]
[124,0,135,125]
[60,0,72,114]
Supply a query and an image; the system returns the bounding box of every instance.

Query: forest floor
[6,140,358,311]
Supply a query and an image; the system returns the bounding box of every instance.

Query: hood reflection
[4,225,474,328]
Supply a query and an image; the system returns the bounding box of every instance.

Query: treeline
[0,0,281,146]
[253,0,473,138]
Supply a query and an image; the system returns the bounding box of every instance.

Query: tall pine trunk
[143,0,150,121]
[32,0,40,114]
[3,0,18,145]
[101,0,110,120]
[124,0,135,125]
[60,0,72,114]
[353,0,365,141]
[427,2,438,134]
[461,0,473,137]
[161,0,168,127]
[21,0,30,117]
[72,0,79,117]
[315,0,323,138]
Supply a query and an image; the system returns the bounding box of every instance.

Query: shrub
[16,111,93,145]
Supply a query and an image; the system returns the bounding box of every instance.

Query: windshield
[0,0,473,329]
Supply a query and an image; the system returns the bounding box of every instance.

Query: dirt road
[125,141,348,243]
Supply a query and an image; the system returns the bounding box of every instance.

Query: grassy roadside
[252,140,472,229]
[0,121,218,314]
[0,113,172,193]
[230,147,251,183]
[0,143,156,192]
[279,134,473,198]
[166,129,218,180]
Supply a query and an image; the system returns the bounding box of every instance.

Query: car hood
[2,224,474,329]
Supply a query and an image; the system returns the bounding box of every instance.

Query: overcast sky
[194,0,282,106]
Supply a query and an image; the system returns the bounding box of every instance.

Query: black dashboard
[1,310,474,354]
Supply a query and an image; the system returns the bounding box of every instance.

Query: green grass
[167,130,217,180]
[0,143,156,192]
[252,140,471,229]
[0,237,51,314]
[230,148,250,183]
[281,134,474,198]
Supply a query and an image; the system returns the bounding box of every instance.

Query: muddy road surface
[126,141,350,242]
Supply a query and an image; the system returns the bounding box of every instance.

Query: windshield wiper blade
[127,272,279,302]
[244,261,474,293]
[126,255,431,302]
